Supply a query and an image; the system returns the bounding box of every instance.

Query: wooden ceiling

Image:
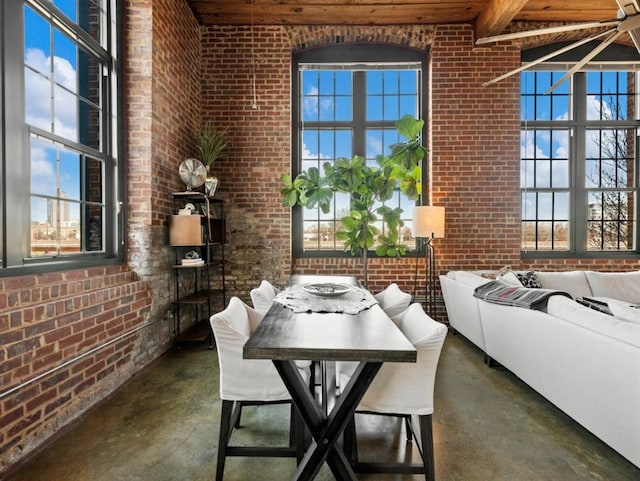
[187,0,622,40]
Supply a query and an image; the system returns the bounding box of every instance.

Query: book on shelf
[181,258,205,266]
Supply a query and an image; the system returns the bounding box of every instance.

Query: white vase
[204,176,218,196]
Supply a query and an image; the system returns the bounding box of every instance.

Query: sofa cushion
[547,295,640,348]
[516,271,542,288]
[536,271,592,299]
[585,270,640,303]
[608,299,640,324]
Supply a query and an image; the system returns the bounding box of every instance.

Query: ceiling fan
[476,0,640,93]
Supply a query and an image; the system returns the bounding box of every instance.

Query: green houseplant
[281,115,426,286]
[196,121,228,196]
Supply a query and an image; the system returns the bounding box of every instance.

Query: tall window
[292,45,426,256]
[1,0,122,274]
[521,69,640,255]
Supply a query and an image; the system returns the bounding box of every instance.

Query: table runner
[274,284,378,314]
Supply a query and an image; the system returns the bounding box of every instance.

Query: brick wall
[201,23,640,312]
[0,267,153,472]
[200,25,295,296]
[0,0,200,474]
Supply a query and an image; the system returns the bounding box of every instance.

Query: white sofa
[440,269,640,468]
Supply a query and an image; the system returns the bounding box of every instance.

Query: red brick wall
[0,267,152,472]
[200,23,640,311]
[200,26,294,296]
[432,25,522,271]
[1,0,200,474]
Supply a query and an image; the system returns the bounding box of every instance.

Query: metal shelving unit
[170,192,226,348]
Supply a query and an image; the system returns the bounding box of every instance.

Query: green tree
[281,115,425,285]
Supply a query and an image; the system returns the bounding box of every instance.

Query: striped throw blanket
[473,280,572,311]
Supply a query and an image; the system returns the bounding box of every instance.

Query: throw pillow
[454,271,491,288]
[607,299,640,324]
[516,271,542,288]
[480,265,512,279]
[497,271,523,287]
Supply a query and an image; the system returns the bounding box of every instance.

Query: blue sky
[25,1,82,223]
[520,70,632,222]
[299,69,419,225]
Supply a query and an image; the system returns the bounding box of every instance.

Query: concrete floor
[3,333,639,481]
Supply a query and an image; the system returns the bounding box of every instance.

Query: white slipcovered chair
[374,282,412,321]
[335,283,413,386]
[209,297,309,481]
[249,279,280,314]
[250,280,319,393]
[339,303,447,480]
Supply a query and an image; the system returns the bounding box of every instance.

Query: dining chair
[374,282,412,322]
[335,283,413,387]
[209,297,310,481]
[250,279,320,395]
[339,303,447,480]
[249,279,280,314]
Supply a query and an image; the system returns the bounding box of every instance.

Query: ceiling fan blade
[482,29,615,87]
[616,0,640,16]
[544,29,625,94]
[476,20,619,45]
[628,27,640,52]
[616,11,640,52]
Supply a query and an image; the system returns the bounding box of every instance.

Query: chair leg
[216,400,234,481]
[234,402,243,428]
[418,414,435,481]
[404,415,412,442]
[309,360,317,394]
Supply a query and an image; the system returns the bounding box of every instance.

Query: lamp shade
[412,206,445,239]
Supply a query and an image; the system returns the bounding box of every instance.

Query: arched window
[292,44,428,257]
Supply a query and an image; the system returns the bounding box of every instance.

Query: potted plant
[281,115,426,286]
[196,121,228,196]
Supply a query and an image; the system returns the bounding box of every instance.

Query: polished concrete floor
[4,333,639,481]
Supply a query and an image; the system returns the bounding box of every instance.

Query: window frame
[0,0,124,276]
[291,44,428,258]
[521,52,640,258]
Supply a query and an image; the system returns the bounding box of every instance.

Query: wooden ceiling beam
[474,0,528,40]
[187,0,621,27]
[188,0,484,26]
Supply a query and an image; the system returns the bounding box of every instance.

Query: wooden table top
[243,275,416,363]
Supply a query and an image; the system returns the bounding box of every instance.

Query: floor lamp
[412,206,445,321]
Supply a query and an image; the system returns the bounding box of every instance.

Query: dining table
[243,274,417,481]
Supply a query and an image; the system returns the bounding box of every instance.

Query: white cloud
[366,133,383,158]
[319,97,333,115]
[25,48,78,141]
[303,85,337,120]
[301,140,316,161]
[303,86,319,119]
[53,55,77,92]
[30,140,56,186]
[521,130,569,189]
